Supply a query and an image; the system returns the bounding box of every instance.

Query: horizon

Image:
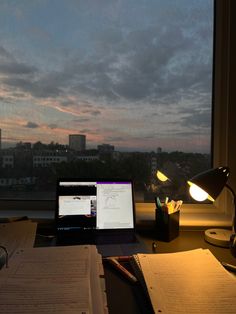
[0,138,211,155]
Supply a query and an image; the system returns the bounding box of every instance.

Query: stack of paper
[0,245,108,313]
[132,249,236,313]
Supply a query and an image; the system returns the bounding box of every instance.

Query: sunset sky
[0,0,213,152]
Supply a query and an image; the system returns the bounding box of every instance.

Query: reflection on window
[0,1,213,202]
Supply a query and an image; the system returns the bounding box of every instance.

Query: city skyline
[0,0,213,153]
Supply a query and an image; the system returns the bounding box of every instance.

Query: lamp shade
[156,170,170,182]
[187,166,230,202]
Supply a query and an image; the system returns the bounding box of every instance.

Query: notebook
[55,179,139,248]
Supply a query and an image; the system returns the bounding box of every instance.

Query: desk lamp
[187,166,236,247]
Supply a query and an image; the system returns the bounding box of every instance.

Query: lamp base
[204,228,232,247]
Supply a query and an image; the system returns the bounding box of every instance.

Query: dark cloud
[73,117,90,123]
[180,109,211,128]
[81,109,101,116]
[0,62,37,75]
[25,121,39,128]
[2,76,62,98]
[106,136,125,142]
[48,124,58,129]
[0,46,12,59]
[0,46,37,75]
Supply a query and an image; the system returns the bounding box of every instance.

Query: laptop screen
[56,179,135,232]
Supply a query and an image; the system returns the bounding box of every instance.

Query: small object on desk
[154,196,182,242]
[152,242,158,253]
[105,256,138,283]
[221,262,236,273]
[155,208,180,242]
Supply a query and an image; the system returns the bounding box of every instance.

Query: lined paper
[137,249,236,314]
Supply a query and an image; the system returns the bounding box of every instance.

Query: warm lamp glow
[156,170,169,182]
[187,166,236,248]
[188,183,209,202]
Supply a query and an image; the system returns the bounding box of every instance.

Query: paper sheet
[137,249,236,314]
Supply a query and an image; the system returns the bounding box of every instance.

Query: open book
[0,245,108,314]
[131,249,236,314]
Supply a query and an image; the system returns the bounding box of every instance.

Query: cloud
[0,45,37,75]
[81,109,101,116]
[0,46,12,59]
[73,117,90,123]
[48,123,58,129]
[24,121,39,128]
[180,108,211,128]
[0,62,37,75]
[2,76,62,98]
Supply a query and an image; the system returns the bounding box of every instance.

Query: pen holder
[155,209,180,242]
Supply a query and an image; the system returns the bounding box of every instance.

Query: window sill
[0,202,232,228]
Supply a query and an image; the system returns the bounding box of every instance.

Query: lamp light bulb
[189,183,208,202]
[156,171,168,182]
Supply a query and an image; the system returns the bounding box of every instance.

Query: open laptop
[55,178,139,248]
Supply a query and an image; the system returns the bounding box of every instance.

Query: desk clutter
[0,221,108,313]
[1,221,236,314]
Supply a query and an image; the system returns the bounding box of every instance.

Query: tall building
[69,134,86,151]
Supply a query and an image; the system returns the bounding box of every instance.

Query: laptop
[55,178,139,248]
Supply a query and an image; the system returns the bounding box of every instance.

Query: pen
[155,196,162,211]
[103,255,131,262]
[221,262,236,272]
[106,257,138,283]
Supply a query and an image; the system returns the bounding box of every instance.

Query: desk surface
[35,225,236,314]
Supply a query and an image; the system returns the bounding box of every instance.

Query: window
[0,1,217,207]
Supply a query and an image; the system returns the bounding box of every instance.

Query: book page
[138,249,236,314]
[0,245,104,313]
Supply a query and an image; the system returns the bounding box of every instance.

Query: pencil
[106,257,138,283]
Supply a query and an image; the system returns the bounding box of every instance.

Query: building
[97,144,115,153]
[69,134,86,151]
[2,155,14,168]
[33,151,68,167]
[74,155,99,162]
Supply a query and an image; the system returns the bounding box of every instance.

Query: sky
[0,0,213,153]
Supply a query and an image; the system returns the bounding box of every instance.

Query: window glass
[0,0,213,202]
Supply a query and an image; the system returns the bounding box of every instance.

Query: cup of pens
[155,197,182,242]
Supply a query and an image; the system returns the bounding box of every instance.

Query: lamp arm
[225,184,236,232]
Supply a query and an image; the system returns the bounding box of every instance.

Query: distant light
[156,170,169,182]
[189,183,208,202]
